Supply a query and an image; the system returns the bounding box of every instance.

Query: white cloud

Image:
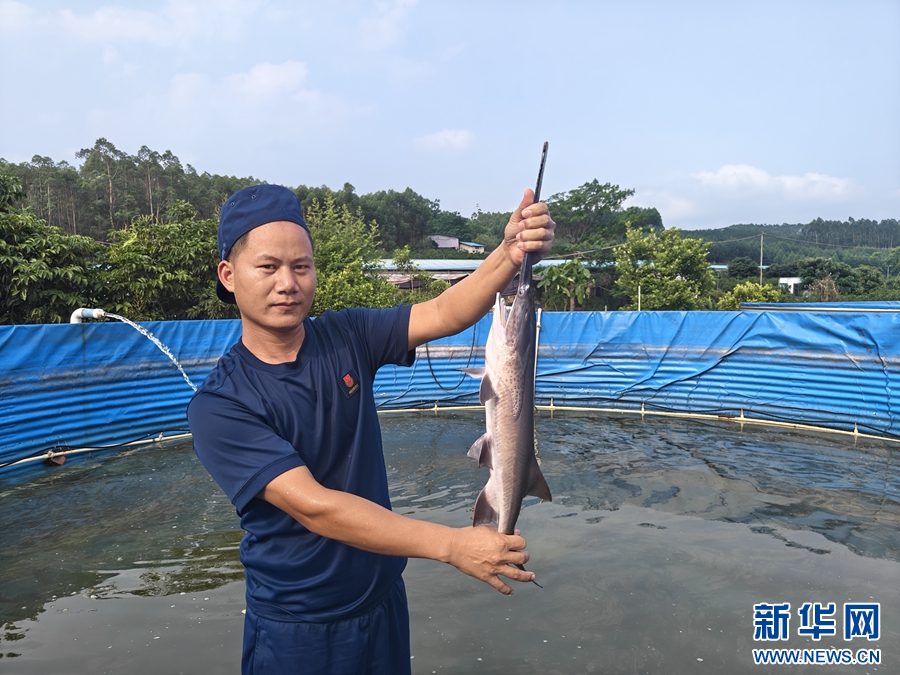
[692,164,851,201]
[627,192,696,222]
[57,5,166,44]
[4,0,257,47]
[415,129,474,151]
[0,1,36,31]
[224,61,310,100]
[154,61,351,135]
[359,0,418,51]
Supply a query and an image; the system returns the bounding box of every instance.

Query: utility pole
[759,233,764,285]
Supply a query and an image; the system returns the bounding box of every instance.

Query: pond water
[1,412,897,674]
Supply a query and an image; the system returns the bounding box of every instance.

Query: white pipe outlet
[70,308,107,324]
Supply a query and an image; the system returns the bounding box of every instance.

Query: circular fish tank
[1,411,897,674]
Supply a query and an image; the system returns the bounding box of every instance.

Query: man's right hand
[445,525,535,595]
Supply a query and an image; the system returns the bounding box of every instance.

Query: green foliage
[614,227,714,310]
[696,220,900,268]
[390,246,450,303]
[466,207,511,243]
[0,173,27,212]
[808,275,841,302]
[391,245,417,276]
[791,257,885,297]
[535,259,594,311]
[7,138,897,322]
[718,282,783,310]
[802,217,900,249]
[547,179,636,251]
[356,188,440,252]
[2,139,261,240]
[295,182,360,214]
[728,256,758,278]
[614,206,663,236]
[95,201,229,321]
[0,175,101,324]
[305,194,397,314]
[851,265,885,295]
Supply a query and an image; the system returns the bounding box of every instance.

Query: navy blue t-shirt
[187,305,415,622]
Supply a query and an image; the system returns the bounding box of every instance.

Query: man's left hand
[502,189,556,267]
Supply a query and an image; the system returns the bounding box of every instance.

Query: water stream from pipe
[105,313,198,392]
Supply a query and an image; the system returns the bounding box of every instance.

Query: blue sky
[1,0,898,230]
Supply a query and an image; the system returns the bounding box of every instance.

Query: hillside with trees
[2,139,899,323]
[695,220,900,270]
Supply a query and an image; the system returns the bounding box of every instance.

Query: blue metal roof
[377,258,574,272]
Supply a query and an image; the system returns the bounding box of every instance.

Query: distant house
[779,277,803,294]
[428,235,459,250]
[428,235,485,254]
[378,258,571,292]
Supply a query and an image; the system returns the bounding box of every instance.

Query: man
[188,183,555,674]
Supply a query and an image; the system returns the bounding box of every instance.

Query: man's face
[217,220,316,335]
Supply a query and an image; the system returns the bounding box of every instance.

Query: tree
[466,206,510,244]
[809,275,840,302]
[0,175,101,324]
[536,259,594,311]
[295,182,359,215]
[357,188,439,251]
[95,201,224,321]
[547,179,635,250]
[612,206,663,238]
[728,256,758,279]
[305,194,397,314]
[614,227,714,310]
[390,245,449,303]
[718,282,783,310]
[0,173,26,211]
[851,265,884,295]
[76,137,129,234]
[136,145,163,222]
[3,140,262,241]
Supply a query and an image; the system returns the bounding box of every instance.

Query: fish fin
[472,489,498,527]
[527,466,553,502]
[458,367,485,379]
[478,374,497,404]
[467,433,493,469]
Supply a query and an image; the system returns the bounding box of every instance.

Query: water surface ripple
[1,412,897,674]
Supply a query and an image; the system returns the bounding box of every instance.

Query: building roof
[376,258,574,272]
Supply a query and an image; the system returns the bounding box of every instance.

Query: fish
[463,253,552,539]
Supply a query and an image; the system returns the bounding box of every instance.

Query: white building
[428,235,459,250]
[779,277,803,294]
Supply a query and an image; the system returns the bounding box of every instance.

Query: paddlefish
[464,253,552,538]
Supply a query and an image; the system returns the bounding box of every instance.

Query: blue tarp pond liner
[2,306,899,470]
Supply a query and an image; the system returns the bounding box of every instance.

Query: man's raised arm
[407,189,555,350]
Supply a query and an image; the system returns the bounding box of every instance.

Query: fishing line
[424,323,479,391]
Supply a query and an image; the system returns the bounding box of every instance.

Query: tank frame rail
[1,432,193,471]
[376,401,900,445]
[6,401,896,474]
